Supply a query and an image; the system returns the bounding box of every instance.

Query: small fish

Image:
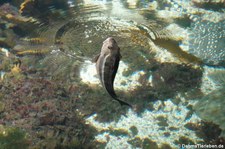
[93,37,131,107]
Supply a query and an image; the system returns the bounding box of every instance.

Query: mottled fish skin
[94,37,131,107]
[188,18,225,66]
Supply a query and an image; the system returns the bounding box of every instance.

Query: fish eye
[108,45,113,49]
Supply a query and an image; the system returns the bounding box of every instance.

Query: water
[0,0,225,148]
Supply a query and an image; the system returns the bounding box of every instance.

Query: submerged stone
[194,88,225,138]
[194,69,225,138]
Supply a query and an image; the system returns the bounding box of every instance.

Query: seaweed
[0,126,30,149]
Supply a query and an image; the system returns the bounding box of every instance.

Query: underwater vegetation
[0,75,99,148]
[0,126,29,149]
[0,3,37,24]
[0,3,39,40]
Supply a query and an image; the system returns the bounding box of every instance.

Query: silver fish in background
[93,37,132,107]
[188,18,225,66]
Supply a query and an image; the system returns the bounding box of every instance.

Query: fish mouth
[104,37,117,44]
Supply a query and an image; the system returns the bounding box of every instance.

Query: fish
[188,18,225,66]
[93,37,132,107]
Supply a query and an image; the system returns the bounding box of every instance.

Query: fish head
[101,37,120,55]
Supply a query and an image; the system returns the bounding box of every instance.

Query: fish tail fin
[116,98,132,108]
[105,87,132,107]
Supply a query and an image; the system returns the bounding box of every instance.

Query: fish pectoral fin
[92,53,100,63]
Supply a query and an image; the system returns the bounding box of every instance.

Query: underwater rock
[0,3,36,23]
[0,3,39,38]
[194,88,225,138]
[192,0,225,10]
[0,28,17,48]
[151,63,202,99]
[86,99,203,148]
[17,0,69,21]
[198,122,223,144]
[194,70,225,138]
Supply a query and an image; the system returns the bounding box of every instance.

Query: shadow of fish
[93,37,132,107]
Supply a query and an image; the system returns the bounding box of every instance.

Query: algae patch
[0,125,29,149]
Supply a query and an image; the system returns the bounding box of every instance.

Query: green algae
[142,138,159,149]
[128,135,173,148]
[174,136,195,146]
[0,93,3,100]
[0,76,98,148]
[156,115,168,127]
[129,126,138,136]
[161,143,172,149]
[108,127,130,137]
[0,126,29,149]
[0,101,5,113]
[94,141,107,149]
[127,137,142,148]
[34,135,84,149]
